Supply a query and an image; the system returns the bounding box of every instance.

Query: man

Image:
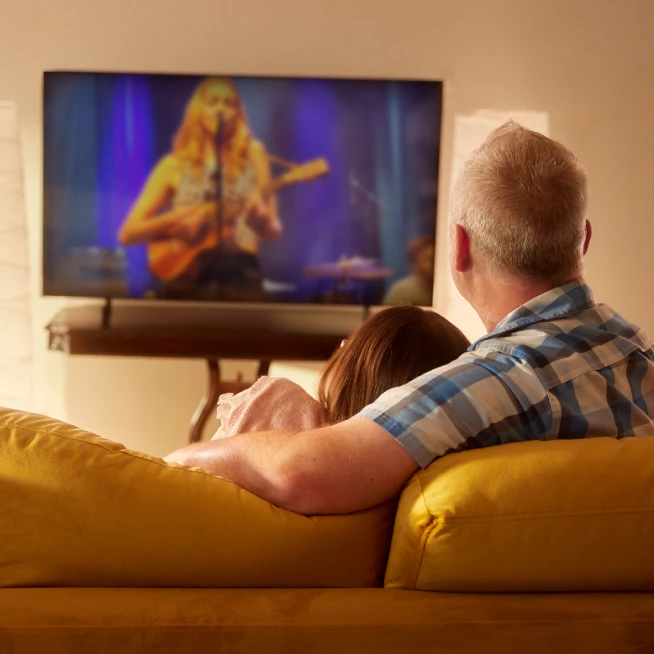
[165,122,654,516]
[382,234,435,306]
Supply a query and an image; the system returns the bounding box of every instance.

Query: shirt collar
[469,279,595,351]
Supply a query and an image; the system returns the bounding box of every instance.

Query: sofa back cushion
[385,437,654,591]
[0,408,394,588]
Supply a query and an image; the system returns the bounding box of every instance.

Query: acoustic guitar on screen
[148,157,330,282]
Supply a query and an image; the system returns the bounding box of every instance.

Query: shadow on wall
[64,357,260,457]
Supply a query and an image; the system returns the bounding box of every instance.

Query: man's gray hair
[450,122,588,285]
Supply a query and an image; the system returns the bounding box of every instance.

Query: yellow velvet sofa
[2,407,654,653]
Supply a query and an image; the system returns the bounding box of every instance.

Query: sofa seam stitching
[429,506,654,524]
[410,474,439,590]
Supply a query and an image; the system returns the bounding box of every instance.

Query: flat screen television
[43,71,442,307]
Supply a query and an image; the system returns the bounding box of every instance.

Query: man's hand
[162,418,419,515]
[164,448,198,466]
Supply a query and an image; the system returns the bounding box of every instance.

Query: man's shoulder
[475,301,654,389]
[591,302,654,351]
[384,275,419,296]
[383,275,431,306]
[358,346,551,467]
[402,349,536,399]
[393,276,419,290]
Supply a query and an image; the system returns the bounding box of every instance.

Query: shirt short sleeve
[357,351,552,468]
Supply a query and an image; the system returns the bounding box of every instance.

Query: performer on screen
[118,77,282,300]
[382,234,435,306]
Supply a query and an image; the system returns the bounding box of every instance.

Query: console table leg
[189,359,221,443]
[257,360,271,378]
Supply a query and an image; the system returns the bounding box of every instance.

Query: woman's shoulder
[145,154,184,185]
[157,153,184,173]
[248,138,268,161]
[152,154,192,192]
[244,376,317,405]
[219,376,326,437]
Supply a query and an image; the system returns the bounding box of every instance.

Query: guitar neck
[260,158,328,198]
[261,175,293,197]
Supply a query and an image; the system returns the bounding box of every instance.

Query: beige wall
[1,0,653,455]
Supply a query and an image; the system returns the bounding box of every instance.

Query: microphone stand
[346,168,388,256]
[209,116,225,299]
[347,169,388,311]
[349,170,387,212]
[214,116,224,254]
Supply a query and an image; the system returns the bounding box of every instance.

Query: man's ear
[583,220,592,255]
[453,223,471,272]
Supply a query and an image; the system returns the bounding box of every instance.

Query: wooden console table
[47,305,346,443]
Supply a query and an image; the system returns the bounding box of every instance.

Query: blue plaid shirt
[359,280,654,468]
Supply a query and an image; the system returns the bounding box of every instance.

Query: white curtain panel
[0,102,32,410]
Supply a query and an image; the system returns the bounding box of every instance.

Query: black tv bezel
[41,69,444,308]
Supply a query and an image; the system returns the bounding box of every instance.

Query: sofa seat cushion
[0,408,394,588]
[386,437,654,591]
[2,588,654,654]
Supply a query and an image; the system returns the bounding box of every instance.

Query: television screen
[43,71,442,306]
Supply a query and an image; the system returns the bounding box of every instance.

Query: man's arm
[163,417,419,515]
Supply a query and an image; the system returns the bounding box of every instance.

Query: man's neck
[471,275,569,333]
